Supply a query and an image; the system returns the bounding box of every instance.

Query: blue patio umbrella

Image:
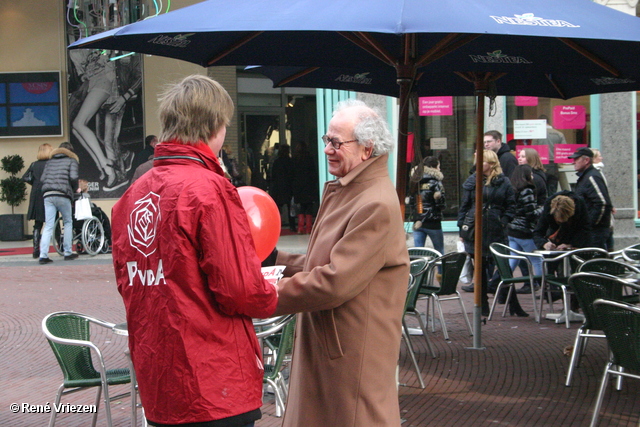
[69,0,640,348]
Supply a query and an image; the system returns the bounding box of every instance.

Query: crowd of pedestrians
[413,129,614,319]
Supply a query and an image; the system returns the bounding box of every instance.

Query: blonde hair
[37,143,53,160]
[483,150,502,185]
[522,148,545,172]
[550,195,575,223]
[158,75,234,145]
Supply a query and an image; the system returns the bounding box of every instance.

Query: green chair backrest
[490,243,516,280]
[408,247,441,263]
[622,243,640,263]
[434,252,467,296]
[568,273,625,330]
[406,258,428,311]
[45,314,101,384]
[594,300,640,373]
[578,258,633,276]
[568,248,609,274]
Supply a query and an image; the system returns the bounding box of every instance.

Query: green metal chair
[42,312,132,427]
[408,247,442,262]
[262,315,296,417]
[564,273,639,387]
[578,258,640,304]
[489,242,544,322]
[539,247,610,328]
[401,274,426,389]
[591,299,640,427]
[616,243,640,265]
[403,258,436,361]
[420,252,471,341]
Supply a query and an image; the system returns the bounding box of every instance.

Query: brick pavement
[0,249,638,426]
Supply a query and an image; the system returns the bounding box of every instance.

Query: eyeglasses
[322,135,358,150]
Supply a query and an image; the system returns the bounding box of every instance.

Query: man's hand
[543,242,557,251]
[109,96,127,114]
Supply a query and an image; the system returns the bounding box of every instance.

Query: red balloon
[237,186,281,261]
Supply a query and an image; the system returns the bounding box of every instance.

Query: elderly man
[484,130,517,178]
[271,99,409,426]
[568,146,613,249]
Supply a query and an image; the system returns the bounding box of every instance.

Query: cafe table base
[545,310,585,324]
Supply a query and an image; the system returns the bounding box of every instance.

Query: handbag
[22,166,34,185]
[74,195,93,221]
[459,211,475,242]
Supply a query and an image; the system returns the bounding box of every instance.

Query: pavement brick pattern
[1,258,638,426]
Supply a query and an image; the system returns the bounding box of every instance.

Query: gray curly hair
[333,99,393,157]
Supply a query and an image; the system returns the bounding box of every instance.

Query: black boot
[32,228,40,259]
[509,295,529,317]
[496,287,509,304]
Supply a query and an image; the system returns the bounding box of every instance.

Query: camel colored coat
[275,154,409,427]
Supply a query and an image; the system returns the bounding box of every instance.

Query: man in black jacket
[484,130,518,178]
[38,142,80,264]
[568,147,613,249]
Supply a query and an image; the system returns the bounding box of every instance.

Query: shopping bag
[457,240,474,284]
[74,195,93,221]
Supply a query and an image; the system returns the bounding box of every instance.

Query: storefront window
[407,96,477,222]
[407,95,594,224]
[506,95,591,193]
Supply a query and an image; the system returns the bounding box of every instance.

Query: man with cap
[569,146,613,249]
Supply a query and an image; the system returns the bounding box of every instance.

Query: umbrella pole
[395,75,411,213]
[469,82,487,351]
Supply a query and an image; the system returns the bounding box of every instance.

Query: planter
[0,214,25,241]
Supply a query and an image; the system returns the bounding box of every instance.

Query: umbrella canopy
[70,0,640,77]
[68,0,640,211]
[69,0,640,348]
[253,65,640,100]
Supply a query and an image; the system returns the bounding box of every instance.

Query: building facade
[1,0,638,247]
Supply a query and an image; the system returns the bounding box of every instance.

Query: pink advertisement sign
[419,96,453,116]
[555,144,587,164]
[515,96,538,106]
[554,105,586,129]
[516,145,550,164]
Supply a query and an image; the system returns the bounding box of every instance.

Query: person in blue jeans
[38,142,80,264]
[411,156,446,256]
[504,164,543,317]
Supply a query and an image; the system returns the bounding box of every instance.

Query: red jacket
[112,141,278,424]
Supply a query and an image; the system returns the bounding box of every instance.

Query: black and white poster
[65,1,145,199]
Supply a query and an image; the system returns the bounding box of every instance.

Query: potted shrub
[0,154,27,241]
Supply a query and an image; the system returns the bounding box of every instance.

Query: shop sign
[553,105,586,129]
[514,119,547,139]
[555,144,588,163]
[515,96,538,106]
[419,96,453,116]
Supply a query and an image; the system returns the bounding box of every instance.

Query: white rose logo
[128,192,161,257]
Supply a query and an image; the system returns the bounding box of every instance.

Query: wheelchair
[53,209,106,256]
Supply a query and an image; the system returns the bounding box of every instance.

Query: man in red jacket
[111,75,278,427]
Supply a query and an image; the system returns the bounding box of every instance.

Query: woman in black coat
[518,148,548,207]
[22,143,52,258]
[504,165,542,317]
[458,150,516,316]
